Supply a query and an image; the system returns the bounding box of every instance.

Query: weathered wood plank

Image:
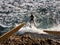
[44,30,60,36]
[0,22,25,42]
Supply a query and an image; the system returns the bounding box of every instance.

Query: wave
[46,24,60,31]
[17,22,47,34]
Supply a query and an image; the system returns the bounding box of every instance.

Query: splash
[45,24,60,31]
[18,22,47,34]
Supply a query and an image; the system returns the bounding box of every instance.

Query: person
[30,13,34,24]
[29,13,35,27]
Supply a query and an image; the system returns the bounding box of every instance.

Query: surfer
[29,13,35,27]
[30,13,34,24]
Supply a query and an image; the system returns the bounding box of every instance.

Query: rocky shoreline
[0,32,60,45]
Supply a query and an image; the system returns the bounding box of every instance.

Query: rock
[0,33,60,45]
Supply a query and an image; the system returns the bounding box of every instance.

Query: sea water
[0,0,60,35]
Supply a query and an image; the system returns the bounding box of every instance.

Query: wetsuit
[29,14,36,27]
[30,15,34,23]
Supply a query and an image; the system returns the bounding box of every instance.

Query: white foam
[46,24,60,31]
[0,23,11,27]
[18,23,47,34]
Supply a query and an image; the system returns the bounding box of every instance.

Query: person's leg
[30,20,34,27]
[30,20,32,27]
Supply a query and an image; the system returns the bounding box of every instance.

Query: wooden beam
[0,22,25,42]
[44,30,60,36]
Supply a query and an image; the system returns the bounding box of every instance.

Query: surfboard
[0,22,25,42]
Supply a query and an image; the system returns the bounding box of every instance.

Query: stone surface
[0,33,60,45]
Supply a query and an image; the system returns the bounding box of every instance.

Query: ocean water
[0,0,60,35]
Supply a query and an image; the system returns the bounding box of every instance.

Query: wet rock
[0,33,60,45]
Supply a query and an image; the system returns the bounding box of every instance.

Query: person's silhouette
[30,14,34,24]
[29,13,35,27]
